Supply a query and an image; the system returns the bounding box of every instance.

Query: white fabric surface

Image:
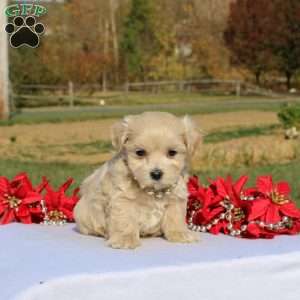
[0,224,300,300]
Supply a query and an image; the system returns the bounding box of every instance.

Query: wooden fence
[10,79,282,109]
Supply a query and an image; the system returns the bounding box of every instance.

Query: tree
[269,0,300,90]
[39,0,115,85]
[224,0,275,84]
[146,0,184,80]
[189,0,236,79]
[120,0,160,81]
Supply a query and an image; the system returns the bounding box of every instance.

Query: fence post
[179,81,185,92]
[236,80,241,97]
[68,81,74,107]
[0,0,10,120]
[124,82,129,93]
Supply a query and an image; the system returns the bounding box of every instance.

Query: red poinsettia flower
[212,175,248,207]
[43,178,80,223]
[187,177,219,222]
[0,173,44,225]
[207,176,248,233]
[187,176,249,235]
[188,175,300,238]
[247,176,300,225]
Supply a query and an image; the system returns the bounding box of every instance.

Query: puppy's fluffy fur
[74,112,201,249]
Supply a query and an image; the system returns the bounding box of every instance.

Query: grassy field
[2,111,292,168]
[17,92,242,108]
[16,91,293,109]
[3,94,296,126]
[1,94,300,207]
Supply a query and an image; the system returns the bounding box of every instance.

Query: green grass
[1,159,300,206]
[1,95,293,126]
[71,141,112,154]
[204,124,280,144]
[0,160,92,189]
[36,141,113,156]
[15,92,266,108]
[106,92,239,106]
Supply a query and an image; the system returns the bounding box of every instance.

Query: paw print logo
[5,16,45,48]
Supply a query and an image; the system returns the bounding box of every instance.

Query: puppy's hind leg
[74,198,107,238]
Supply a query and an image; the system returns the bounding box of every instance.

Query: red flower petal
[59,178,74,193]
[18,214,32,224]
[214,177,228,198]
[210,222,224,235]
[22,193,42,205]
[0,204,7,215]
[44,185,60,209]
[17,205,30,218]
[0,177,10,194]
[11,173,35,199]
[257,176,273,194]
[246,223,275,239]
[207,206,224,220]
[247,198,270,220]
[234,175,248,194]
[187,176,200,194]
[35,176,48,193]
[279,202,300,218]
[264,204,281,224]
[0,209,15,225]
[11,172,33,189]
[276,182,291,196]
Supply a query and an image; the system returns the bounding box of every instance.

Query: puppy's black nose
[150,168,163,181]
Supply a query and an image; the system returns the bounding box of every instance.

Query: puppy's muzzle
[150,168,163,181]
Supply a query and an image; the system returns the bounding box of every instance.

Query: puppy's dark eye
[136,149,146,157]
[168,149,177,157]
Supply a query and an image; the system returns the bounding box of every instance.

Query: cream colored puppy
[74,111,201,249]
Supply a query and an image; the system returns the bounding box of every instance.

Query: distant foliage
[9,0,300,89]
[224,0,274,84]
[225,0,300,89]
[9,0,235,86]
[120,0,160,80]
[269,0,300,90]
[9,48,57,86]
[278,104,300,129]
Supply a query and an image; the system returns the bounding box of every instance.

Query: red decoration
[42,178,80,224]
[187,175,300,238]
[1,172,299,240]
[0,173,79,225]
[0,173,44,225]
[245,176,300,237]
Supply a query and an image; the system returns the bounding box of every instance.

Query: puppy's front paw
[107,235,141,249]
[165,230,199,243]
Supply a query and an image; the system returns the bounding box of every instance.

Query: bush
[278,104,300,129]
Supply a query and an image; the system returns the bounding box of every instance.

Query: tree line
[9,0,300,90]
[225,0,300,90]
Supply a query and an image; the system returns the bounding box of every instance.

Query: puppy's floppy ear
[182,115,202,156]
[111,116,132,151]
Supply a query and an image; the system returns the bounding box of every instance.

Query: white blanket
[1,224,299,300]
